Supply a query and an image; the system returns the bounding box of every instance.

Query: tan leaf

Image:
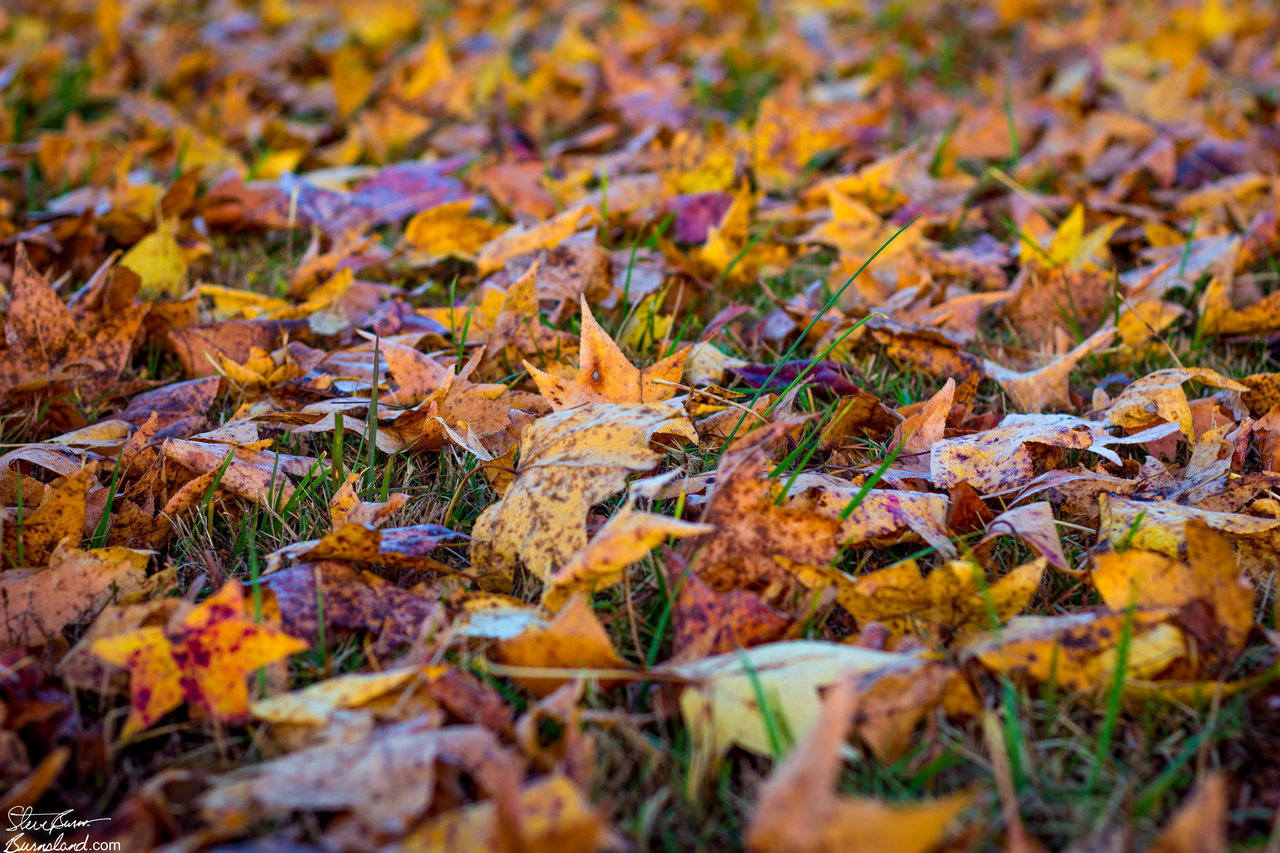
[470,403,695,586]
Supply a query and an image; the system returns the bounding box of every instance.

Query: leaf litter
[3,0,1280,849]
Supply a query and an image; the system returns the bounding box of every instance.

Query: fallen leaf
[1091,520,1254,661]
[471,404,695,586]
[985,328,1115,414]
[1,463,96,568]
[400,772,605,853]
[1106,367,1248,438]
[493,594,629,697]
[746,676,972,853]
[201,720,520,837]
[811,557,1045,646]
[265,523,465,576]
[976,502,1071,573]
[670,568,791,661]
[261,561,438,647]
[0,543,151,648]
[1148,774,1228,853]
[671,640,940,787]
[327,473,409,528]
[119,222,188,299]
[689,422,843,578]
[91,582,307,737]
[542,507,711,611]
[525,296,691,411]
[960,611,1185,691]
[1097,493,1280,576]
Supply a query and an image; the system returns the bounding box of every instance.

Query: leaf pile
[3,0,1280,849]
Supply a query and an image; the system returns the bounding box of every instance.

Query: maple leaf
[785,556,1046,646]
[0,543,152,648]
[541,506,711,611]
[688,421,843,580]
[470,403,695,587]
[794,482,956,558]
[1092,520,1254,664]
[669,568,790,661]
[1098,493,1280,577]
[91,582,307,738]
[1,462,96,568]
[0,246,147,403]
[525,296,691,411]
[960,611,1186,692]
[261,561,437,649]
[1106,367,1249,438]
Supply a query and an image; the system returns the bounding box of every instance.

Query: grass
[11,215,1276,849]
[15,228,1273,850]
[6,4,1280,849]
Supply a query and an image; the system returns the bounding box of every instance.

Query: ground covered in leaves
[3,0,1280,850]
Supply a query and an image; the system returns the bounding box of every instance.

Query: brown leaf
[1,463,96,568]
[0,543,151,648]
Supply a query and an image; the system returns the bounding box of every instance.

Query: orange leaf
[91,582,307,738]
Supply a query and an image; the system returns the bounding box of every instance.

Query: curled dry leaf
[1106,367,1248,438]
[984,328,1115,414]
[892,378,954,463]
[976,501,1071,572]
[960,611,1186,692]
[265,523,466,576]
[1098,493,1280,577]
[327,472,409,528]
[162,438,325,508]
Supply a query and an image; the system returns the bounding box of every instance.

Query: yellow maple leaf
[92,582,307,738]
[525,296,691,411]
[542,506,711,611]
[470,404,696,587]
